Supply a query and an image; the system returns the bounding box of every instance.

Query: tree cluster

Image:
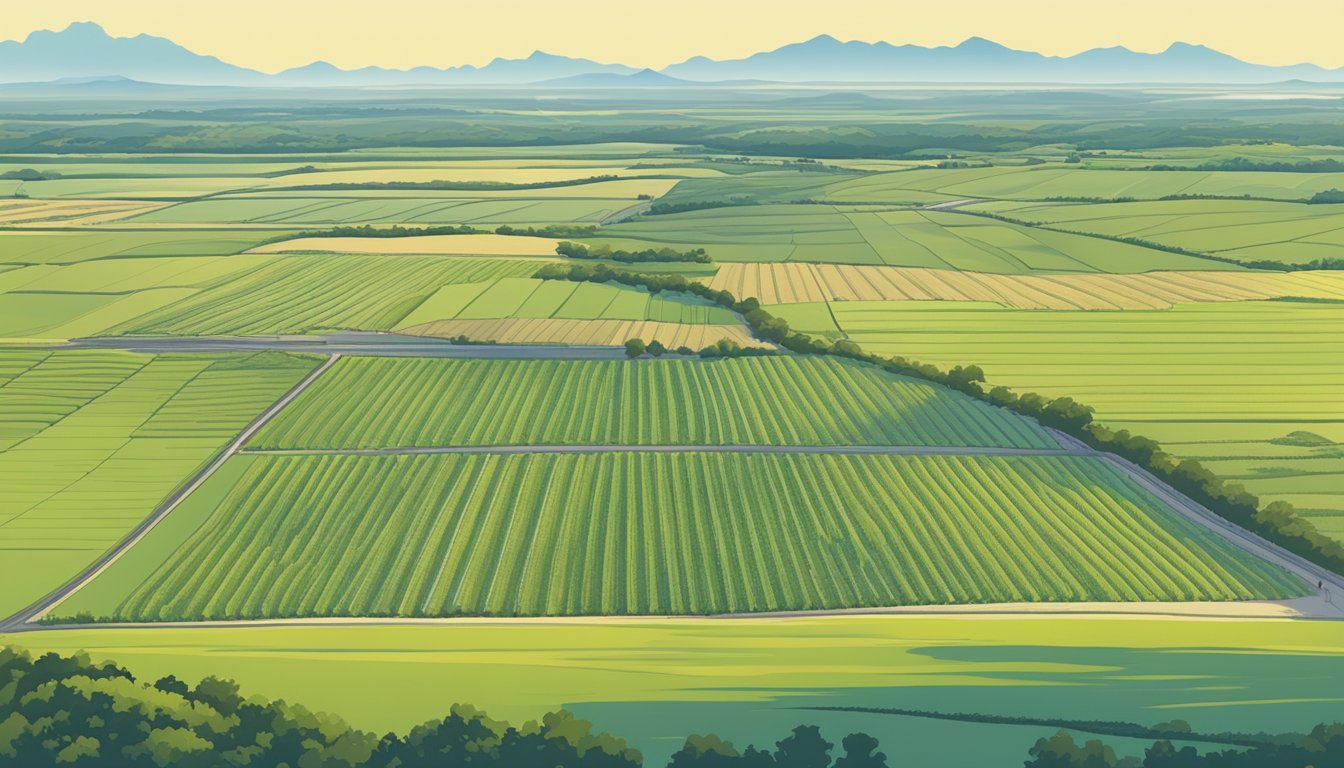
[1025,724,1344,768]
[558,241,711,264]
[1147,157,1344,173]
[0,648,895,768]
[1308,188,1344,204]
[496,224,601,239]
[270,224,483,242]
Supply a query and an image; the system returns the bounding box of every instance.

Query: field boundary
[0,353,344,631]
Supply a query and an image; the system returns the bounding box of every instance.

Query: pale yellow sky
[6,0,1342,72]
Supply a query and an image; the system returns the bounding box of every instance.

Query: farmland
[60,451,1301,621]
[772,299,1344,540]
[976,199,1344,266]
[0,349,317,617]
[710,262,1344,308]
[117,255,541,336]
[1,80,1342,768]
[249,357,1059,449]
[594,205,1228,270]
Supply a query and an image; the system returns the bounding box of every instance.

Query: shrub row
[0,647,890,768]
[558,241,712,263]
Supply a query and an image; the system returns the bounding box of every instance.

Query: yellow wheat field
[249,234,562,257]
[0,199,167,226]
[710,264,1344,310]
[399,317,767,349]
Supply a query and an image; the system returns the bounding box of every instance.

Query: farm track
[0,353,344,632]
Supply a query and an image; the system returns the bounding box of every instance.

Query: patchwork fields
[60,451,1302,620]
[596,205,1227,270]
[118,256,541,336]
[977,199,1344,266]
[0,349,317,617]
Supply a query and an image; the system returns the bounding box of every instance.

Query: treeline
[1309,188,1344,204]
[532,262,1344,577]
[272,224,484,241]
[496,223,601,238]
[1026,724,1343,768]
[648,197,762,215]
[624,337,775,360]
[282,174,634,191]
[814,708,1290,749]
[0,647,890,768]
[1146,157,1344,173]
[267,223,611,243]
[557,241,711,263]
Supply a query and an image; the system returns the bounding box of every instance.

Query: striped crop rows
[249,356,1059,450]
[106,452,1302,621]
[119,254,537,336]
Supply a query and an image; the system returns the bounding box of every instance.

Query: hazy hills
[2,22,1341,87]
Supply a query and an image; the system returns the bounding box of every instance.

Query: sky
[5,0,1343,72]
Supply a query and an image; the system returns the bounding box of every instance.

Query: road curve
[0,354,344,631]
[1046,429,1344,616]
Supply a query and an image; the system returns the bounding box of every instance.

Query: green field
[818,165,1344,202]
[0,230,287,264]
[0,349,317,617]
[772,298,1344,539]
[249,356,1059,449]
[596,204,1230,271]
[60,450,1302,621]
[977,199,1344,266]
[115,255,540,336]
[395,277,738,329]
[6,617,1342,766]
[128,194,638,226]
[651,164,1344,207]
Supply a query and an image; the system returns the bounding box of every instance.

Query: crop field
[0,230,287,264]
[772,298,1344,538]
[63,451,1301,620]
[977,199,1344,266]
[0,198,167,225]
[709,262,1344,308]
[128,195,640,226]
[0,255,275,339]
[117,255,539,336]
[645,162,1344,207]
[817,166,1344,202]
[394,277,739,328]
[597,204,1228,271]
[249,233,563,256]
[0,349,317,617]
[249,357,1058,449]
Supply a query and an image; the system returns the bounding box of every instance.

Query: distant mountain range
[1,22,1341,87]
